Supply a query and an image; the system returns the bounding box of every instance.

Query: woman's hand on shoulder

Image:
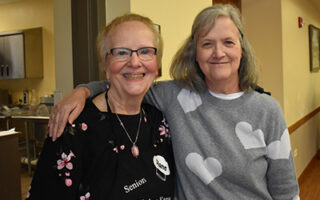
[48,87,90,141]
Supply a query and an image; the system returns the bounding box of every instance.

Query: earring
[106,81,110,90]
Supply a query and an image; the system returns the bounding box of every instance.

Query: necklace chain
[107,95,145,157]
[114,110,142,145]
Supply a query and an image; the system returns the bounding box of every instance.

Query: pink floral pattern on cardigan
[57,150,76,187]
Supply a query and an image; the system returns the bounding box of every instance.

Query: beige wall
[53,0,73,103]
[130,0,212,81]
[0,0,55,104]
[282,0,320,176]
[242,0,284,108]
[282,0,320,125]
[242,0,284,109]
[242,0,320,177]
[290,115,320,176]
[105,0,130,25]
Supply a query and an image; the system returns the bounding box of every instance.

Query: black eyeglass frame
[106,47,157,61]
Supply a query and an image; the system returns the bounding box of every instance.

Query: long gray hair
[170,4,258,92]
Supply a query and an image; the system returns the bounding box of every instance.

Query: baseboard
[298,149,320,185]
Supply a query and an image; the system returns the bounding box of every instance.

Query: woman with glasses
[27,13,175,200]
[48,4,299,199]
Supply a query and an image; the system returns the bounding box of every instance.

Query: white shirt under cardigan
[83,80,300,200]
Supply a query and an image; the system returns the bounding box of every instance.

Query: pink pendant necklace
[115,111,142,158]
[108,97,144,158]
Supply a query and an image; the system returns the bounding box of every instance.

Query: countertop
[0,104,51,119]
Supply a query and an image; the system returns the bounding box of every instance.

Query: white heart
[235,121,266,149]
[185,152,222,185]
[267,129,291,160]
[177,89,202,113]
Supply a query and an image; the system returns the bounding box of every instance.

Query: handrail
[288,106,320,134]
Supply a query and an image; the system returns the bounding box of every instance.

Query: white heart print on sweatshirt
[185,152,222,185]
[267,129,291,159]
[235,121,291,160]
[177,89,202,113]
[235,121,266,149]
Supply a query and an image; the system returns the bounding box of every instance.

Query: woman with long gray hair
[49,4,299,199]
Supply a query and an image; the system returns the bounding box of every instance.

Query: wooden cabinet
[0,27,43,79]
[0,33,24,78]
[0,132,21,200]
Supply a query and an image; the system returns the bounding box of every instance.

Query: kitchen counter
[12,115,49,175]
[1,105,51,175]
[11,115,49,119]
[1,103,51,117]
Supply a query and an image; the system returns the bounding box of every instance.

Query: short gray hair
[96,13,163,71]
[170,4,258,92]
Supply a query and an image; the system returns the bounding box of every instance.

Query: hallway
[299,153,320,200]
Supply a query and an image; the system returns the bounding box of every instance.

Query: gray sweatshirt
[84,80,300,200]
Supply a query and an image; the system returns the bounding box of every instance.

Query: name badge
[153,155,170,181]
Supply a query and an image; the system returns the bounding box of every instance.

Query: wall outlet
[293,149,298,157]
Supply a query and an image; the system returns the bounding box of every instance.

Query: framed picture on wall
[309,25,320,72]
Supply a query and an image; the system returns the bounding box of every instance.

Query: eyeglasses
[106,47,157,61]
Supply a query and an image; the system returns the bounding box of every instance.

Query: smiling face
[104,21,158,100]
[196,16,242,93]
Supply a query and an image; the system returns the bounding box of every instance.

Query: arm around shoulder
[77,80,107,98]
[49,87,90,141]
